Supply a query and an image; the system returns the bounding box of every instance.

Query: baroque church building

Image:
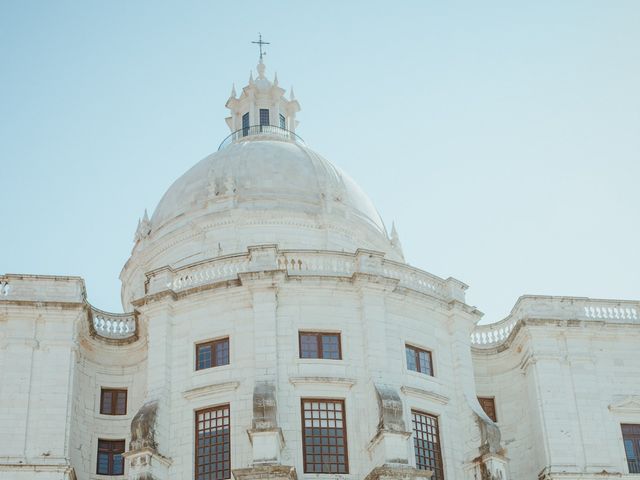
[1,58,639,480]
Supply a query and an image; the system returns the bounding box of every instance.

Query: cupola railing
[218,124,305,150]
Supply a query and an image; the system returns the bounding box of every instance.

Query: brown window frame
[412,410,444,480]
[298,332,342,360]
[195,337,230,371]
[622,424,640,474]
[405,344,434,376]
[100,388,127,416]
[96,438,125,476]
[301,398,349,474]
[478,397,497,422]
[195,404,231,480]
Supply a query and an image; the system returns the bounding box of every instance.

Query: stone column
[125,301,173,480]
[235,249,296,477]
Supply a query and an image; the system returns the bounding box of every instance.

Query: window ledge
[296,358,344,364]
[193,363,233,375]
[289,376,356,388]
[405,368,444,386]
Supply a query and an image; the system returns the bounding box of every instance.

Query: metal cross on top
[251,33,270,60]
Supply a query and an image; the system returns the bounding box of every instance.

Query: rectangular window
[100,388,127,415]
[406,344,434,376]
[478,397,497,422]
[196,338,230,371]
[96,439,125,476]
[259,108,270,126]
[299,332,342,360]
[242,112,249,136]
[279,113,286,129]
[412,410,444,480]
[623,424,640,474]
[301,399,349,474]
[196,405,231,480]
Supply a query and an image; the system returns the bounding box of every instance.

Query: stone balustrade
[90,306,137,340]
[471,296,640,348]
[146,247,459,302]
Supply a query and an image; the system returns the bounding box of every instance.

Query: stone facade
[1,61,639,480]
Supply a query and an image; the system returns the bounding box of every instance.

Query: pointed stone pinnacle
[289,86,295,100]
[274,72,279,86]
[230,83,237,98]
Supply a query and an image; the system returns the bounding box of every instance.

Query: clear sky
[1,1,639,322]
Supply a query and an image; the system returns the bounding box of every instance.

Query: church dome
[120,60,403,307]
[150,138,386,236]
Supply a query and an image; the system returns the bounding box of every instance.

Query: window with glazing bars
[196,338,229,370]
[478,397,497,422]
[259,108,270,126]
[279,113,286,129]
[412,410,444,480]
[96,439,125,475]
[195,405,230,480]
[623,424,640,473]
[301,399,349,474]
[242,112,249,136]
[299,332,341,359]
[100,388,127,415]
[406,344,433,376]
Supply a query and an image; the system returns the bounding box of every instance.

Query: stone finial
[230,83,237,99]
[134,209,151,243]
[390,221,404,260]
[249,71,254,85]
[257,60,266,79]
[289,86,296,101]
[274,72,279,86]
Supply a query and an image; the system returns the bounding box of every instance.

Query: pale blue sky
[1,1,639,322]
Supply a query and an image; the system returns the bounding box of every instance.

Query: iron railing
[218,124,305,150]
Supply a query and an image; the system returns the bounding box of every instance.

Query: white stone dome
[151,138,386,236]
[120,62,405,308]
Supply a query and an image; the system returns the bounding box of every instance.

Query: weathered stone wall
[473,316,640,478]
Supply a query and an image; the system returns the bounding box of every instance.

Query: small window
[242,112,249,136]
[412,410,444,480]
[406,344,433,376]
[196,338,230,370]
[259,108,270,126]
[302,399,349,473]
[279,113,286,129]
[623,424,640,473]
[96,439,125,475]
[100,388,127,415]
[478,397,497,422]
[299,332,341,360]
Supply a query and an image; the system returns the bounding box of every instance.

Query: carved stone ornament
[375,384,407,432]
[466,394,503,455]
[232,464,297,480]
[609,395,640,414]
[130,401,159,451]
[253,382,278,430]
[364,465,432,480]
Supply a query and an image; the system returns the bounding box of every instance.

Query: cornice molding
[183,380,240,400]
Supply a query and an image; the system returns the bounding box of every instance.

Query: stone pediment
[609,395,640,413]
